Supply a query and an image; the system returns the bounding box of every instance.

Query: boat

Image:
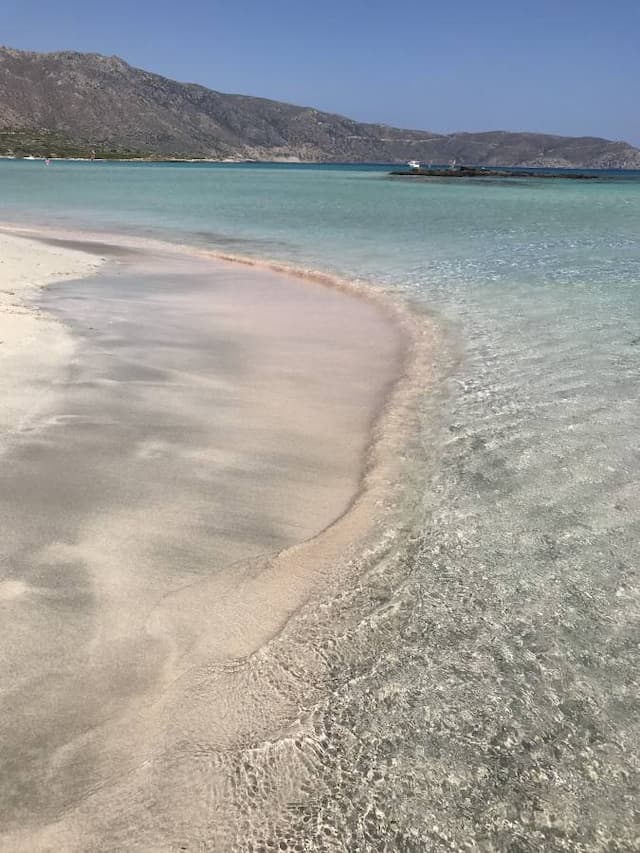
[407,160,421,170]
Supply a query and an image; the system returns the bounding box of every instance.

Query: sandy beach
[0,228,422,850]
[0,234,104,449]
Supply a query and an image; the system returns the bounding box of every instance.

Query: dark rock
[389,166,606,179]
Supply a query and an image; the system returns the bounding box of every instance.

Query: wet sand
[0,231,416,850]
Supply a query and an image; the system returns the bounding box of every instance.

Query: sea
[1,160,639,850]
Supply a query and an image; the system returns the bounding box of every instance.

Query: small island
[389,164,603,179]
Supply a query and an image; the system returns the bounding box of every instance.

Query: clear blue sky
[4,0,639,144]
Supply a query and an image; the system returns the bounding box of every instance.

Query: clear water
[1,160,639,850]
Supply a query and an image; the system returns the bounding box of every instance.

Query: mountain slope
[1,47,639,167]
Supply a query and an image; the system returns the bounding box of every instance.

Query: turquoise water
[2,160,639,849]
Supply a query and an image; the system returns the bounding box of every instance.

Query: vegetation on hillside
[0,128,150,160]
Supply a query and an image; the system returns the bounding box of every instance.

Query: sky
[4,0,639,145]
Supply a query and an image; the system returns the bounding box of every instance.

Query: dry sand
[0,233,104,446]
[0,229,421,851]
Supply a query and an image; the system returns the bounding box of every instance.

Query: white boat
[407,160,421,170]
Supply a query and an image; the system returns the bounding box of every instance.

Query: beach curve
[0,224,436,851]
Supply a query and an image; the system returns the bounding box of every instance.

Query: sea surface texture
[1,162,639,851]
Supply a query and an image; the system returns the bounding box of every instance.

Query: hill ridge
[1,47,639,167]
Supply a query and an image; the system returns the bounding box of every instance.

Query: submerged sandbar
[0,229,412,850]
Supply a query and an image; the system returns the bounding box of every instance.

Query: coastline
[0,158,636,849]
[0,222,432,500]
[3,156,640,171]
[0,224,434,850]
[0,232,104,449]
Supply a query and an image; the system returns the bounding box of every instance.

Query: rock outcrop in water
[390,166,606,179]
[1,46,640,167]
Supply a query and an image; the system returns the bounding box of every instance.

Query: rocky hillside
[1,47,639,167]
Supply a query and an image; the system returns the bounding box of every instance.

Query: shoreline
[0,223,435,849]
[0,219,433,583]
[0,232,105,450]
[0,220,430,509]
[3,156,640,172]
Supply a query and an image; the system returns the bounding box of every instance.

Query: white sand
[0,232,103,445]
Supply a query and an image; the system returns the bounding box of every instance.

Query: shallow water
[0,246,404,849]
[1,161,639,850]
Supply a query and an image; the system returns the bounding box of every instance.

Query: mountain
[1,47,639,167]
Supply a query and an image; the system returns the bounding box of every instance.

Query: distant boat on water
[407,160,421,170]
